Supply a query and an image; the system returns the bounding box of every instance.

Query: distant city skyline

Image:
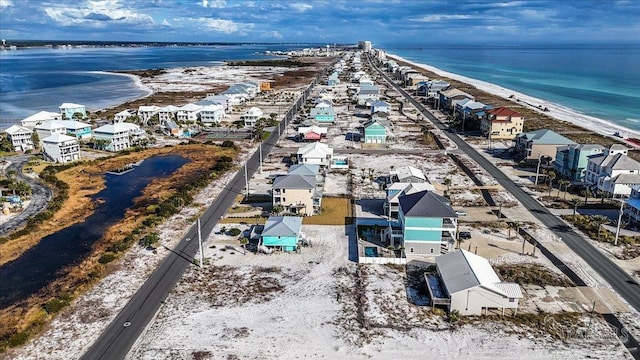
[0,0,638,46]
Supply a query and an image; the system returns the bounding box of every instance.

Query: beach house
[261,216,304,252]
[42,133,80,163]
[309,101,336,123]
[362,119,394,144]
[35,120,67,144]
[20,111,61,129]
[93,122,145,152]
[60,120,92,140]
[585,145,640,197]
[623,186,640,226]
[271,174,321,216]
[200,104,225,125]
[438,88,474,112]
[4,125,34,152]
[417,80,450,98]
[554,144,605,183]
[297,142,333,166]
[385,190,458,256]
[384,182,436,219]
[157,105,179,123]
[297,125,328,142]
[241,107,263,127]
[163,120,180,136]
[59,103,86,120]
[514,129,576,162]
[357,84,380,106]
[114,109,136,122]
[370,100,391,115]
[137,105,160,124]
[176,103,202,122]
[389,165,428,183]
[327,72,340,86]
[426,250,523,315]
[480,107,525,140]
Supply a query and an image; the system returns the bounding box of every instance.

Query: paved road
[0,155,52,235]
[371,56,640,357]
[81,75,321,360]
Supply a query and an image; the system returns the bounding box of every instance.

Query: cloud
[263,30,283,39]
[185,17,250,34]
[0,0,13,9]
[44,1,154,27]
[410,14,472,22]
[290,3,312,12]
[201,0,226,8]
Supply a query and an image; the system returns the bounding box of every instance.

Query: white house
[357,84,380,106]
[42,133,80,163]
[93,122,145,152]
[59,103,86,120]
[370,100,391,115]
[114,109,136,122]
[200,104,225,125]
[157,105,179,123]
[241,107,263,127]
[586,145,640,197]
[4,125,34,151]
[35,120,67,144]
[624,185,640,226]
[426,249,523,316]
[20,111,61,129]
[297,142,333,166]
[137,106,159,124]
[390,165,428,183]
[176,103,203,123]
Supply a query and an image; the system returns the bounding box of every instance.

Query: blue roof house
[261,216,303,252]
[387,190,458,256]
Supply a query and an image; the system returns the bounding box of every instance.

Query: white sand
[388,54,640,143]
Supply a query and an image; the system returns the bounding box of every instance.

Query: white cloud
[162,19,171,27]
[202,0,226,8]
[44,1,154,27]
[0,0,13,9]
[185,17,251,33]
[263,30,283,39]
[290,3,312,12]
[410,14,472,22]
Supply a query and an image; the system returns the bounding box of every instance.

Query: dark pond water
[0,155,188,309]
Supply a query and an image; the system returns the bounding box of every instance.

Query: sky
[0,0,638,46]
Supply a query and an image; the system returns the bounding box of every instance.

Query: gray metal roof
[272,174,316,189]
[262,216,302,237]
[289,164,320,176]
[398,190,457,218]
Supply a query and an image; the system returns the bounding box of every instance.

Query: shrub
[228,228,242,237]
[221,140,236,149]
[6,331,29,347]
[98,252,117,264]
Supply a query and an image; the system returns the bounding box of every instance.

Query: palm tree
[569,198,581,220]
[443,178,452,192]
[591,215,610,241]
[240,237,249,255]
[596,190,606,205]
[547,171,556,197]
[559,180,570,199]
[581,188,592,205]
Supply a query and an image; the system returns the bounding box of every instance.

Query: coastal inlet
[0,155,188,309]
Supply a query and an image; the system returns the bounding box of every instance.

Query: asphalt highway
[81,78,317,359]
[371,56,640,357]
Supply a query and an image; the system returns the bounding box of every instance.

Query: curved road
[0,155,52,235]
[81,74,322,360]
[370,56,640,357]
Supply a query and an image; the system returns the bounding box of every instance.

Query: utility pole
[259,142,263,174]
[534,154,542,185]
[244,162,249,197]
[614,198,625,246]
[197,218,204,268]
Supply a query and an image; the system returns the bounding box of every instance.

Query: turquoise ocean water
[382,43,640,131]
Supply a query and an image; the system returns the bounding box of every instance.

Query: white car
[455,211,467,216]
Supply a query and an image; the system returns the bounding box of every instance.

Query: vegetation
[494,263,574,287]
[561,214,638,246]
[226,59,306,67]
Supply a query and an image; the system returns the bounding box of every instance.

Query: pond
[0,155,188,309]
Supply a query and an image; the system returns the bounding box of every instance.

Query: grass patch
[494,263,574,287]
[561,214,639,246]
[303,197,350,225]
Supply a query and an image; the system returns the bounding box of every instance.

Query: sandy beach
[389,54,640,142]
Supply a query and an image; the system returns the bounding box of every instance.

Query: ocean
[383,43,640,130]
[0,43,310,123]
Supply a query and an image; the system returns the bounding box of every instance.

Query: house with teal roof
[363,119,394,144]
[385,190,458,256]
[327,72,340,86]
[261,216,303,252]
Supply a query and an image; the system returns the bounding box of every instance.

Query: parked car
[459,231,472,239]
[455,210,467,216]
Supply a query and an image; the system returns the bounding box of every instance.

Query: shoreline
[387,53,640,143]
[90,71,154,99]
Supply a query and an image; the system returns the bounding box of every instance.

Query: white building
[20,111,61,129]
[586,145,640,197]
[157,105,179,123]
[35,120,67,144]
[42,133,80,163]
[114,109,136,122]
[426,250,523,316]
[93,122,145,152]
[59,103,86,120]
[297,142,333,166]
[137,105,159,125]
[200,104,225,125]
[176,103,202,122]
[241,107,263,127]
[4,125,34,151]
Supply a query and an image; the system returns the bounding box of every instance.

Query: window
[430,248,434,254]
[282,189,286,194]
[509,298,515,303]
[410,247,414,253]
[282,198,286,202]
